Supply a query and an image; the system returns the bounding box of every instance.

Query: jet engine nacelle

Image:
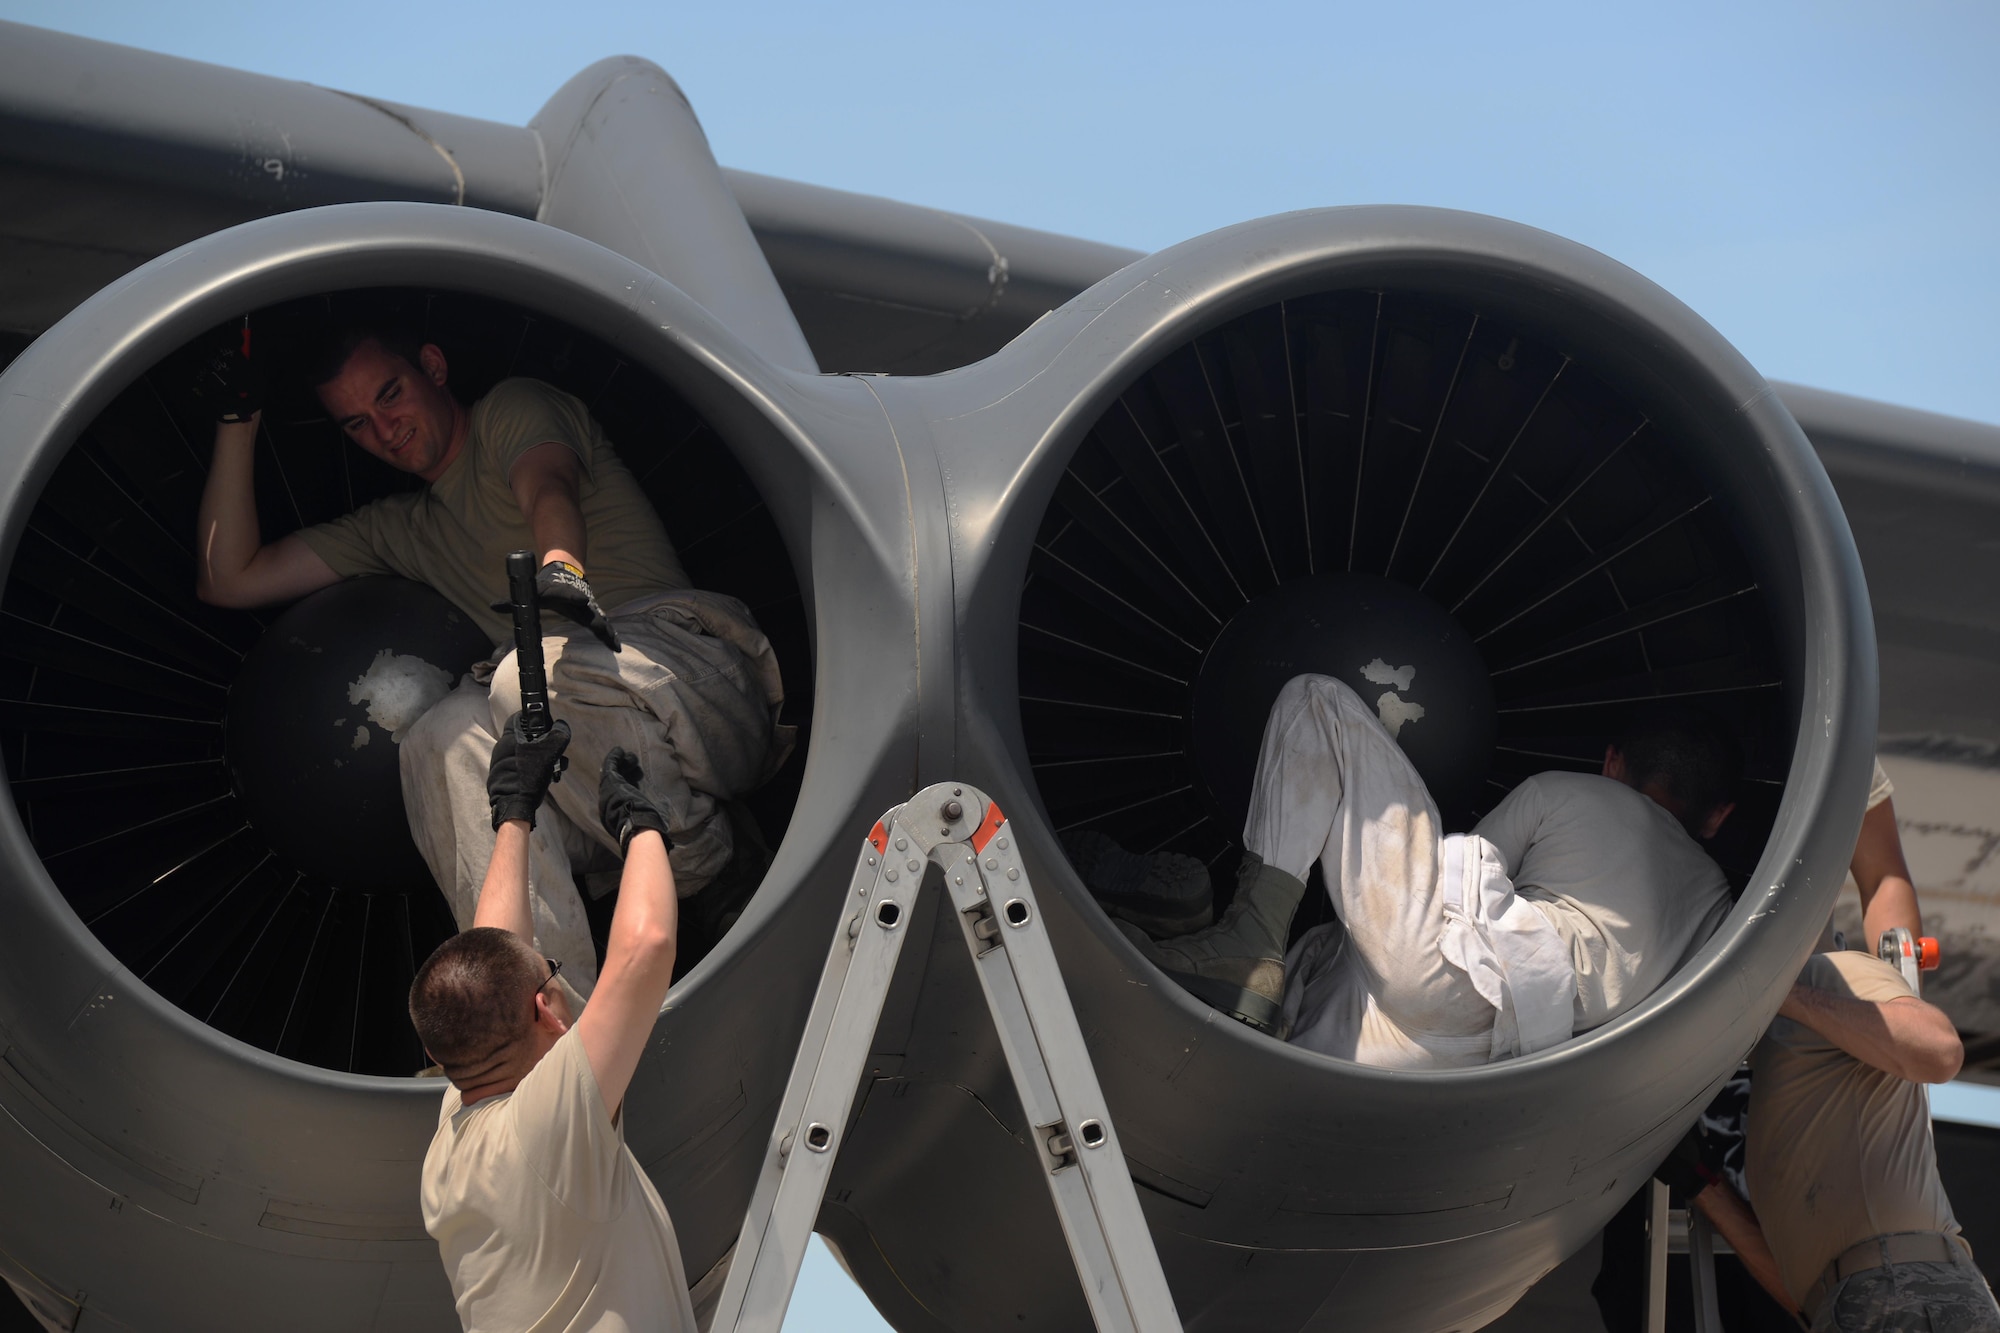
[0,195,1874,1331]
[810,207,1879,1331]
[0,203,920,1330]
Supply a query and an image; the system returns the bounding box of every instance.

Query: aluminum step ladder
[1644,1177,1727,1333]
[710,782,1183,1333]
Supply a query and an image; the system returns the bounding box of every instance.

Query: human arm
[471,818,535,940]
[1689,1180,1797,1316]
[1469,775,1546,876]
[192,418,341,608]
[501,441,622,651]
[508,441,589,572]
[1778,981,1962,1084]
[1852,796,1921,944]
[472,715,573,943]
[575,749,678,1118]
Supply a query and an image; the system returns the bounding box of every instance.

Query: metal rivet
[1007,867,1019,880]
[952,787,962,795]
[867,855,877,866]
[942,799,964,822]
[996,836,1008,850]
[907,859,920,873]
[895,837,908,851]
[885,869,898,882]
[953,874,963,884]
[985,858,998,870]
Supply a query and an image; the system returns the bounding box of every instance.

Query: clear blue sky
[1,3,1992,1327]
[5,0,1998,426]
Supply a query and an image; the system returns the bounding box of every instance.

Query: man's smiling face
[316,339,464,482]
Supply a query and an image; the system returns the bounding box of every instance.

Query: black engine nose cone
[1190,573,1496,833]
[224,578,493,893]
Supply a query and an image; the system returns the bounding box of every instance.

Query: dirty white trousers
[400,590,792,994]
[1255,675,1574,1068]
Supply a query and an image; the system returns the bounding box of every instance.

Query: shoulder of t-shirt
[1868,757,1895,810]
[1808,944,1912,996]
[474,377,594,435]
[1530,769,1634,807]
[1809,948,1914,1002]
[472,378,599,475]
[296,489,425,568]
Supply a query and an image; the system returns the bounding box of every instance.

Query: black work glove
[192,323,268,423]
[487,713,572,829]
[491,561,622,653]
[1654,1123,1726,1202]
[598,747,673,854]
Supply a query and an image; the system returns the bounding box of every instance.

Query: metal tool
[1878,926,1941,995]
[505,550,556,740]
[711,783,1182,1333]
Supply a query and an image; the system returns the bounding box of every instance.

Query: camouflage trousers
[1810,1257,2000,1332]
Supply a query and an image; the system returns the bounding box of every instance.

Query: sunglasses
[533,957,563,1018]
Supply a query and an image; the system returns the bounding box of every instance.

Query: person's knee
[401,684,491,781]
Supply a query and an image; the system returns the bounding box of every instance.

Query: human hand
[1654,1124,1725,1200]
[487,714,572,829]
[533,561,621,652]
[598,747,672,854]
[192,322,268,423]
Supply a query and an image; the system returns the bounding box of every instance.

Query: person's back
[412,726,697,1333]
[425,1028,692,1332]
[1474,771,1731,1031]
[1749,951,1964,1310]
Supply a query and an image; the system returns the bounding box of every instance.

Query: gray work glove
[487,713,572,829]
[492,561,622,653]
[598,747,673,854]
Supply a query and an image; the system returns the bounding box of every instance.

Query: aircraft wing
[0,18,1138,376]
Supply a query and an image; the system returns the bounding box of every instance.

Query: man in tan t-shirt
[410,712,695,1332]
[1745,949,1994,1330]
[191,326,794,988]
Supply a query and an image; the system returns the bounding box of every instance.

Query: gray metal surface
[0,18,1960,1333]
[0,19,1138,374]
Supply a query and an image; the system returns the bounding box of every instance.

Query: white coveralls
[401,588,791,994]
[1255,675,1577,1068]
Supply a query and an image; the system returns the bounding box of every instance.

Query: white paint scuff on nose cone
[345,650,455,743]
[1376,692,1426,739]
[1359,659,1425,738]
[1360,657,1416,692]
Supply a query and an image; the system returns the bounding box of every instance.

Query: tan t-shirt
[422,1028,697,1333]
[1474,772,1732,1032]
[1868,757,1895,811]
[1747,950,1961,1307]
[299,378,691,647]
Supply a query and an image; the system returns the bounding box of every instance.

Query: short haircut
[303,324,430,389]
[408,927,545,1076]
[1615,703,1744,834]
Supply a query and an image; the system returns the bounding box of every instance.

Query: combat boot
[1119,853,1306,1035]
[1063,829,1214,935]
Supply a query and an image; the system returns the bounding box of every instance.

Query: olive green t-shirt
[1747,950,1962,1306]
[298,378,691,646]
[422,1027,697,1333]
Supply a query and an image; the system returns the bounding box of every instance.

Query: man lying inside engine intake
[1114,675,1738,1068]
